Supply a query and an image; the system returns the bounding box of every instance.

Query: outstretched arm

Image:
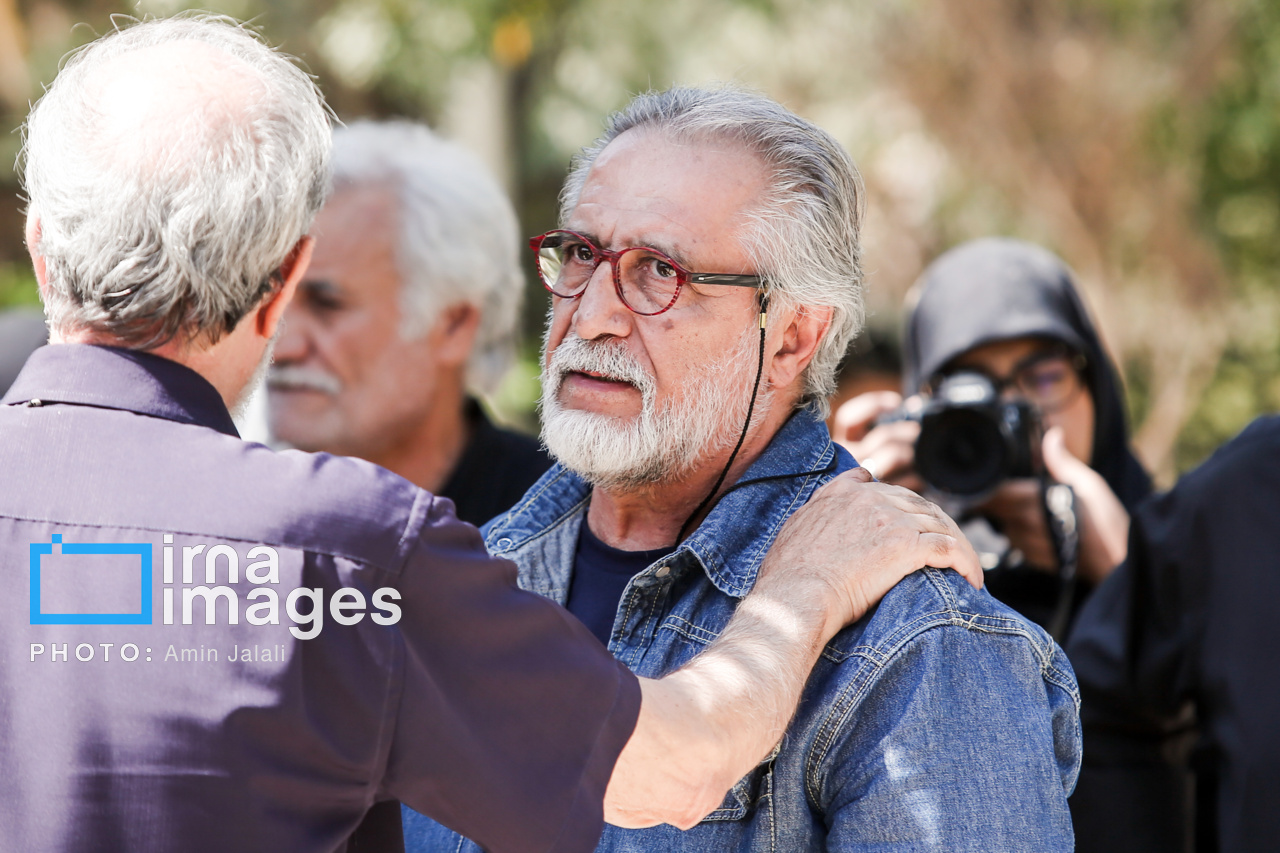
[605,467,982,829]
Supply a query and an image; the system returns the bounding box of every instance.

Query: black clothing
[902,238,1152,626]
[1068,415,1280,853]
[568,523,671,646]
[440,399,552,527]
[0,344,640,853]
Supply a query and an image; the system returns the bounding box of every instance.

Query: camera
[885,371,1043,499]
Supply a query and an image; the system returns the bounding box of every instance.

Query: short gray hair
[19,15,332,348]
[331,121,522,395]
[561,86,865,416]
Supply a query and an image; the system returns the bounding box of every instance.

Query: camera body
[887,371,1043,499]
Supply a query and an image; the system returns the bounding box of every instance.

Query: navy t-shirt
[567,522,671,646]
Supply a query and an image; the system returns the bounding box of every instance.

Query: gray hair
[331,121,522,395]
[561,86,865,416]
[19,15,332,348]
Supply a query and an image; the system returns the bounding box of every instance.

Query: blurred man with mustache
[268,120,550,526]
[406,86,1083,852]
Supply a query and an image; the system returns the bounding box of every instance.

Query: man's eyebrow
[576,229,691,266]
[560,226,693,268]
[638,237,691,267]
[563,228,602,247]
[301,278,344,299]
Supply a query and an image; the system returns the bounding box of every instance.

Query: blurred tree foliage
[876,0,1246,484]
[0,261,40,308]
[1179,0,1280,472]
[0,0,1277,477]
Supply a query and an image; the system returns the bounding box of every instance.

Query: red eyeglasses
[529,229,763,316]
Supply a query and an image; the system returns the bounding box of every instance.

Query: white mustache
[547,335,654,398]
[267,365,342,395]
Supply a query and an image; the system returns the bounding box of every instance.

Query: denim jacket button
[495,537,513,550]
[655,565,671,578]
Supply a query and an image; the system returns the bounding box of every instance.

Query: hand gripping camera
[891,371,1044,500]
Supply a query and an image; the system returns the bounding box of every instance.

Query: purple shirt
[0,343,640,853]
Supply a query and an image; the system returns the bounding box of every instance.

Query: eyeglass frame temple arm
[687,273,763,288]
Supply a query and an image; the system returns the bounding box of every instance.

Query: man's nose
[570,259,633,341]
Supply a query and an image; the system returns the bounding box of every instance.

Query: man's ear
[254,236,314,340]
[25,216,49,297]
[767,303,833,393]
[430,302,482,367]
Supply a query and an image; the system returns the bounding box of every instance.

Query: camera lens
[917,407,1008,497]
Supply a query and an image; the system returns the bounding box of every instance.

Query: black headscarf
[902,238,1152,511]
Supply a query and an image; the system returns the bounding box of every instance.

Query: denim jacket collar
[486,408,848,601]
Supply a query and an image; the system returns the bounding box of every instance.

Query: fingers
[876,482,948,517]
[811,466,875,497]
[833,391,921,488]
[887,472,928,494]
[818,467,919,500]
[866,485,982,590]
[917,531,983,590]
[843,466,874,484]
[1041,426,1092,485]
[812,480,953,547]
[1041,428,1131,582]
[852,421,920,483]
[816,474,948,524]
[781,468,985,627]
[833,391,903,443]
[808,474,982,589]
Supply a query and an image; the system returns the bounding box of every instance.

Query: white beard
[540,326,767,490]
[231,331,279,423]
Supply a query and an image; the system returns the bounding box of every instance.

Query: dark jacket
[440,400,551,527]
[1068,415,1280,853]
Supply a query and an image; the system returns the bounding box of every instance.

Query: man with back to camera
[268,120,550,527]
[0,16,985,853]
[404,86,1083,852]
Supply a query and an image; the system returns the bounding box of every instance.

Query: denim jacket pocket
[700,741,780,822]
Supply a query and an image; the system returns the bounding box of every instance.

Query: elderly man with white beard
[404,86,1082,852]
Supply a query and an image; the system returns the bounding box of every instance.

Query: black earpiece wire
[676,293,770,545]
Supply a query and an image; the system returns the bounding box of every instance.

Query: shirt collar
[679,410,849,598]
[1,343,240,438]
[494,408,851,600]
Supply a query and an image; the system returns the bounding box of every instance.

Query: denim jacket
[404,410,1082,852]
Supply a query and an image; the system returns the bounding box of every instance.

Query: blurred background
[1,0,1276,485]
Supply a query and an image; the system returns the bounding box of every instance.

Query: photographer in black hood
[837,238,1151,632]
